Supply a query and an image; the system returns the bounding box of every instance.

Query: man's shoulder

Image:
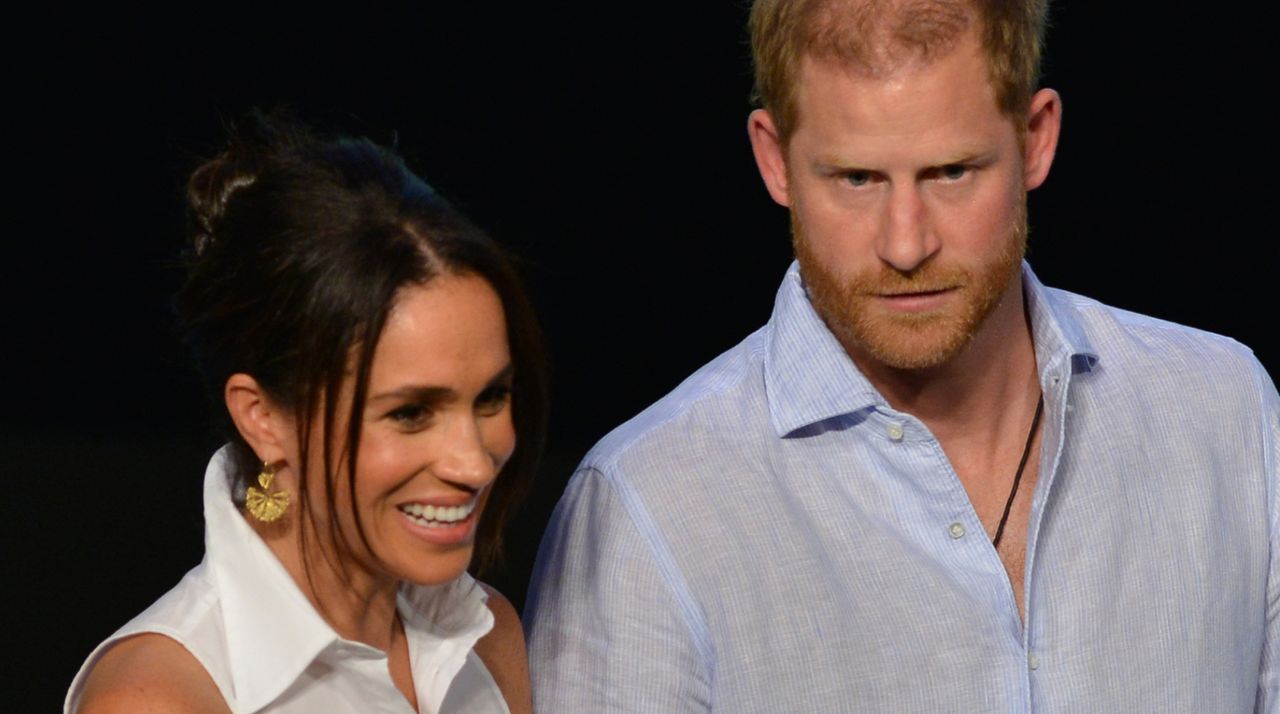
[583,325,774,477]
[1049,285,1266,393]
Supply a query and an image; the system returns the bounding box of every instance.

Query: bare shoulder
[474,583,532,714]
[75,633,229,714]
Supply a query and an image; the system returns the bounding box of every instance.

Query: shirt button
[1028,653,1041,670]
[948,522,966,539]
[887,423,905,441]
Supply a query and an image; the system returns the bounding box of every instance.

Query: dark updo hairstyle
[175,110,547,575]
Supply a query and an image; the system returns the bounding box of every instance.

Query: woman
[65,113,547,713]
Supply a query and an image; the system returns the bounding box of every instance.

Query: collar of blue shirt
[763,260,1099,438]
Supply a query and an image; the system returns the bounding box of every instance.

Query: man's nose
[876,184,939,272]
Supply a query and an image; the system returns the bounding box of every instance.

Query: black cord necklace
[991,394,1045,548]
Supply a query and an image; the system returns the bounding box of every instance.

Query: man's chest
[650,421,1269,710]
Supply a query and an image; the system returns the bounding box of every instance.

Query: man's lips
[875,285,957,297]
[872,286,958,310]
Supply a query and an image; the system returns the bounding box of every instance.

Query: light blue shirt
[526,262,1280,712]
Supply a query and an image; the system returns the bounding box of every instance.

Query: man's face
[752,30,1056,372]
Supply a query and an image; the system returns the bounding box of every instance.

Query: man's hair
[750,0,1049,144]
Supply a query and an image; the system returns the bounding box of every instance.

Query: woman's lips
[396,498,480,545]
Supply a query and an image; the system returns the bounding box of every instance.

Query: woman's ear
[224,374,293,466]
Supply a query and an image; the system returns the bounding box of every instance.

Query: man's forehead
[787,31,1015,161]
[801,0,974,78]
[794,26,993,109]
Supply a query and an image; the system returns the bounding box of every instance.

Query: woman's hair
[175,111,548,575]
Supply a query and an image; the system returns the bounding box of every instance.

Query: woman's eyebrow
[367,364,513,404]
[487,364,515,385]
[368,385,455,404]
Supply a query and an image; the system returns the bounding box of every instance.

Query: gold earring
[246,461,290,522]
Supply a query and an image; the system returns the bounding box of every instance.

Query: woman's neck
[252,511,403,651]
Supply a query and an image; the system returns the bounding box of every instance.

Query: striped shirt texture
[526,261,1280,712]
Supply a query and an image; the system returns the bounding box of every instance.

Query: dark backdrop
[6,3,1275,710]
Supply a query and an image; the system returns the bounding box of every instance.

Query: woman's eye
[475,385,512,416]
[388,405,432,429]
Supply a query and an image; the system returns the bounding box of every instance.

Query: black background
[5,3,1276,710]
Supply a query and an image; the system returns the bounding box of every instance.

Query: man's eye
[844,170,872,187]
[940,164,969,181]
[476,385,512,417]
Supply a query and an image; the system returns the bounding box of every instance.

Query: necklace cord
[992,394,1045,548]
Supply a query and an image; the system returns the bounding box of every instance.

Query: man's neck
[851,277,1040,450]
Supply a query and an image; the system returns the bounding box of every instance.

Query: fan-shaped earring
[246,461,290,523]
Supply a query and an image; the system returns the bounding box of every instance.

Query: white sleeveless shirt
[65,448,510,714]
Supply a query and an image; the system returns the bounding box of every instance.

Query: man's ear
[1023,88,1062,191]
[748,109,793,207]
[224,373,292,466]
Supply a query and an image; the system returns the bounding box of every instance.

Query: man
[526,0,1279,710]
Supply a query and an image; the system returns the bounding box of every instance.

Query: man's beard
[792,199,1027,371]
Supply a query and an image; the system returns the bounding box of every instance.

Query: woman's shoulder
[473,583,532,714]
[74,633,230,714]
[68,563,235,714]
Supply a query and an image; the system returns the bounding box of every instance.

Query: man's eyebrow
[933,151,992,166]
[813,154,872,170]
[812,149,995,171]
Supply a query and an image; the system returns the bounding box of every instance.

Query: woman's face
[296,272,516,588]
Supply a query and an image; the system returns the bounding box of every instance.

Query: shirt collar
[399,575,493,714]
[1022,264,1100,383]
[763,261,1098,437]
[201,447,493,713]
[764,262,885,437]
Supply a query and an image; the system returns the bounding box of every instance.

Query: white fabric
[66,447,509,714]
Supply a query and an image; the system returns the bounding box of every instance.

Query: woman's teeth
[399,501,475,527]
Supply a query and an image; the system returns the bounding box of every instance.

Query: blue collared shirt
[526,262,1280,712]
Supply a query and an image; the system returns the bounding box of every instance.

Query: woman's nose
[432,419,497,488]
